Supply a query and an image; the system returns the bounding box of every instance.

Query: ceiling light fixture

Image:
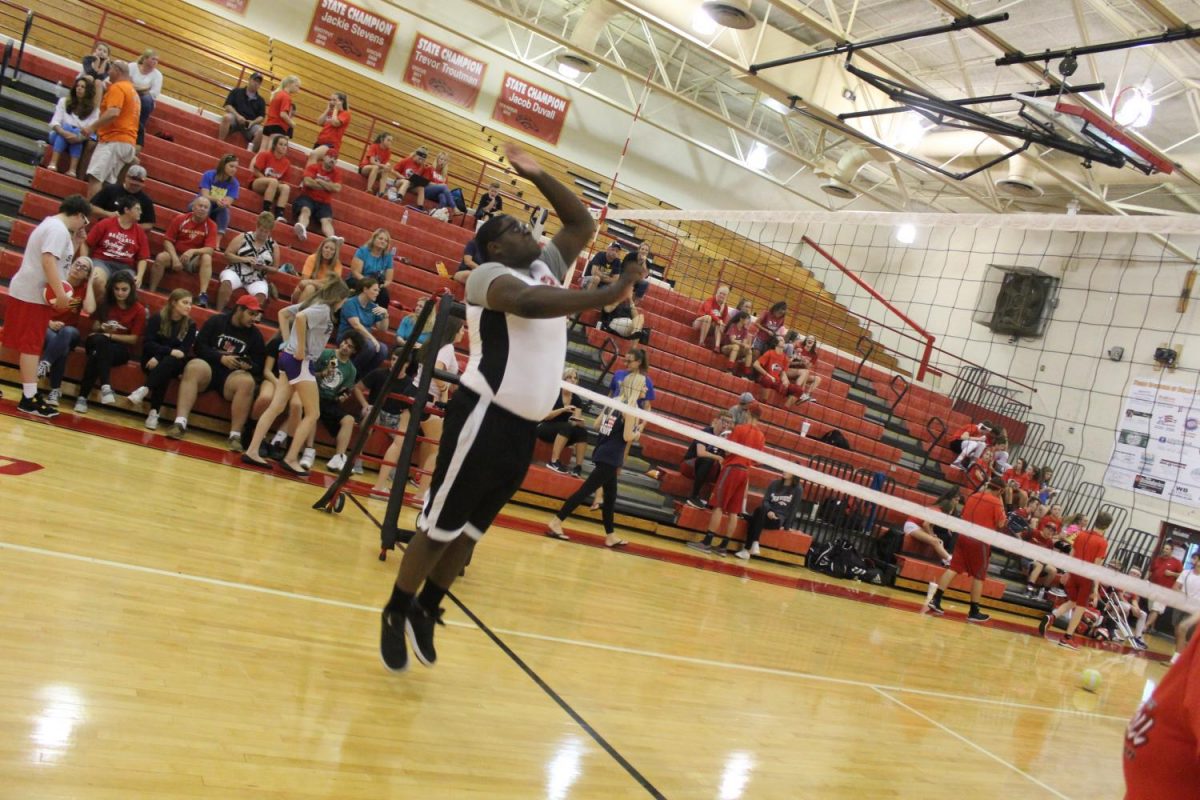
[893,113,931,151]
[746,142,768,170]
[1114,85,1153,129]
[692,7,718,36]
[557,62,581,80]
[896,223,917,244]
[762,97,790,114]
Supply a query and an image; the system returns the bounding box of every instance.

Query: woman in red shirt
[308,91,350,166]
[359,132,393,196]
[250,133,293,221]
[262,76,300,141]
[721,310,754,376]
[786,334,822,404]
[692,285,730,351]
[755,335,803,403]
[38,256,97,407]
[73,270,146,413]
[387,147,429,205]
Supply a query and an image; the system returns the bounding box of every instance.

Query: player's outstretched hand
[505,142,542,180]
[614,259,647,301]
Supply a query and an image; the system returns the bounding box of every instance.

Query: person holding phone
[73,270,145,413]
[539,367,590,477]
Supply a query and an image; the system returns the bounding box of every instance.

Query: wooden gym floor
[0,408,1166,798]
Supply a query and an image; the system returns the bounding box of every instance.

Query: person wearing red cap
[165,294,266,450]
[926,479,1008,622]
[687,402,766,555]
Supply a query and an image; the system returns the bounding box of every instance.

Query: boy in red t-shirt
[1145,540,1184,634]
[754,336,804,403]
[686,403,766,555]
[926,479,1007,622]
[292,150,342,242]
[1038,511,1112,650]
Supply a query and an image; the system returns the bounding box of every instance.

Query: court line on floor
[872,687,1071,799]
[0,539,1132,723]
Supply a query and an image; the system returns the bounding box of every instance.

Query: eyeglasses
[499,220,530,238]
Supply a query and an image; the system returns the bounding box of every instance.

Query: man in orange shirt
[84,60,140,195]
[1038,510,1111,650]
[926,478,1007,622]
[687,403,766,555]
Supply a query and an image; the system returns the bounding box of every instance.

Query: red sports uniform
[86,217,149,267]
[1123,631,1200,798]
[1064,528,1109,605]
[950,490,1005,580]
[709,423,765,513]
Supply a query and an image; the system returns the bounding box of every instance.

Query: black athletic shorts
[318,398,352,437]
[417,387,538,542]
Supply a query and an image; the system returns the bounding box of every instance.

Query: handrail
[13,7,29,76]
[888,374,909,414]
[924,416,947,456]
[0,38,12,98]
[852,335,876,384]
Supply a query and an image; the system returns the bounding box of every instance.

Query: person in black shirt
[734,474,803,560]
[89,165,156,231]
[683,410,732,507]
[615,240,652,299]
[166,295,266,449]
[219,72,267,148]
[473,181,504,225]
[80,42,111,84]
[583,241,623,290]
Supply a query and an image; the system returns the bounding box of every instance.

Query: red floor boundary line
[0,400,1169,662]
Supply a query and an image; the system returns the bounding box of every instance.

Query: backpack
[819,429,851,450]
[450,187,467,212]
[873,527,904,565]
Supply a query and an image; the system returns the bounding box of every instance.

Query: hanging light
[557,62,581,80]
[894,113,930,151]
[1114,85,1153,129]
[896,223,917,244]
[692,7,718,35]
[746,142,769,170]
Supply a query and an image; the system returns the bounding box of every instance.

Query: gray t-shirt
[283,302,334,361]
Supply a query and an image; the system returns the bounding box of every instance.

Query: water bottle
[401,209,409,226]
[800,421,811,438]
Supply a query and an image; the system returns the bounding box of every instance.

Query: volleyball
[44,281,73,304]
[1080,668,1102,693]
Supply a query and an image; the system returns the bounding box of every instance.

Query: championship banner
[306,0,397,71]
[1104,376,1200,508]
[403,34,486,110]
[491,73,570,145]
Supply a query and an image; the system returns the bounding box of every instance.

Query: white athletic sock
[1134,615,1147,637]
[925,582,939,604]
[271,430,288,445]
[229,431,241,439]
[22,382,37,399]
[174,417,187,428]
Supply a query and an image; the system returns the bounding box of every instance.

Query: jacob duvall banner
[307,0,397,71]
[1104,376,1200,508]
[491,73,570,145]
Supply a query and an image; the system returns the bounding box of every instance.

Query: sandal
[546,529,570,541]
[605,539,629,548]
[279,461,310,477]
[240,453,271,469]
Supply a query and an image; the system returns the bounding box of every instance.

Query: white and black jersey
[459,242,569,421]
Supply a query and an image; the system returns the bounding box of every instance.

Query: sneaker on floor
[18,394,59,418]
[352,458,364,475]
[570,465,582,477]
[685,541,711,554]
[166,422,186,440]
[798,393,811,403]
[299,447,316,471]
[405,600,444,667]
[1131,637,1148,651]
[293,222,308,241]
[275,214,288,225]
[1058,637,1079,651]
[924,603,944,616]
[1048,586,1067,598]
[99,385,116,405]
[196,292,209,309]
[144,410,159,430]
[36,360,50,378]
[73,396,88,414]
[1038,613,1052,637]
[967,610,990,623]
[749,542,760,556]
[326,453,347,472]
[227,434,244,453]
[711,547,727,558]
[407,477,421,489]
[379,608,409,673]
[127,386,149,407]
[546,461,569,474]
[734,549,750,560]
[46,389,61,406]
[684,497,707,509]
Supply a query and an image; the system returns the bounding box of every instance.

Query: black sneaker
[924,603,944,616]
[967,610,990,623]
[405,600,445,667]
[379,609,408,672]
[570,466,582,478]
[546,461,569,474]
[17,394,59,418]
[1038,613,1052,638]
[684,497,706,509]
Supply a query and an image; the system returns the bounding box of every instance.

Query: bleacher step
[863,408,913,436]
[832,367,878,394]
[881,429,923,454]
[0,88,56,121]
[847,387,890,415]
[4,71,66,104]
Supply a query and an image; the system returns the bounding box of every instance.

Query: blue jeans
[425,183,455,209]
[49,125,85,158]
[137,92,155,146]
[41,325,80,389]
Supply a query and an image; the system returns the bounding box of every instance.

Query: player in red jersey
[1038,511,1111,650]
[1145,540,1184,635]
[686,403,766,555]
[925,479,1007,622]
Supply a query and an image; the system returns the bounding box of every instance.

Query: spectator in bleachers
[5,195,91,417]
[301,331,364,473]
[785,335,821,405]
[1146,541,1184,637]
[616,241,651,299]
[167,295,265,448]
[600,295,647,342]
[540,367,589,477]
[721,310,754,375]
[529,205,549,240]
[1111,568,1149,650]
[73,270,146,413]
[218,72,266,148]
[583,241,622,291]
[38,256,97,408]
[293,150,342,242]
[243,277,351,473]
[1001,456,1029,507]
[83,59,139,196]
[250,334,286,456]
[473,181,503,227]
[544,363,641,548]
[692,285,729,350]
[902,496,956,565]
[1039,511,1113,650]
[196,154,241,235]
[734,473,803,560]
[359,132,394,196]
[46,76,99,178]
[349,228,395,309]
[338,277,389,375]
[682,409,732,508]
[89,164,155,232]
[308,92,351,166]
[388,147,429,206]
[218,211,280,312]
[295,238,344,304]
[948,421,990,470]
[130,49,162,148]
[82,195,150,289]
[926,479,1008,622]
[126,289,196,430]
[753,301,788,355]
[396,297,434,347]
[80,41,111,84]
[148,196,217,303]
[262,76,300,144]
[754,335,804,403]
[611,349,654,420]
[455,237,480,286]
[687,402,765,555]
[250,133,293,222]
[728,391,756,425]
[1034,465,1061,510]
[424,152,462,220]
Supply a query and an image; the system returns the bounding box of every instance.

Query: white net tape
[568,381,1200,615]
